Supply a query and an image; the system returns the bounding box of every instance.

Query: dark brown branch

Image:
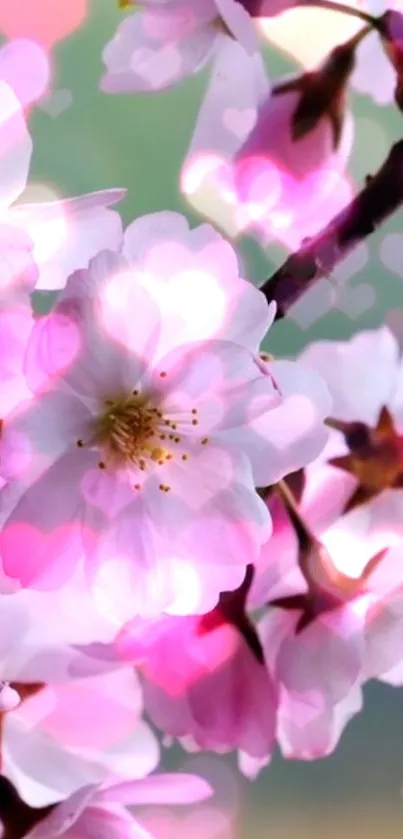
[259,138,403,319]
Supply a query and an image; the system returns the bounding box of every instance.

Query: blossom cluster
[1,1,403,836]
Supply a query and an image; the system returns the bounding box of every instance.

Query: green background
[21,0,403,835]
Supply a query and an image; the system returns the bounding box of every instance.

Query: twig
[259,139,403,320]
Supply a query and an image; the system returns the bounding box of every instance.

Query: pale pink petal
[150,339,280,435]
[299,327,399,424]
[66,805,151,839]
[3,716,102,806]
[0,582,121,684]
[98,774,213,806]
[186,641,276,758]
[219,358,332,486]
[86,450,269,619]
[0,80,31,210]
[0,447,98,589]
[25,251,161,396]
[26,670,143,754]
[25,785,100,837]
[122,211,275,353]
[364,585,403,681]
[215,0,258,53]
[274,604,365,704]
[232,86,347,237]
[0,306,34,415]
[184,35,268,169]
[351,30,396,105]
[0,389,92,483]
[101,9,217,93]
[277,682,363,760]
[0,223,38,298]
[9,189,126,291]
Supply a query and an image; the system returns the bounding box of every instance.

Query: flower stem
[275,479,315,553]
[260,139,403,318]
[299,0,382,29]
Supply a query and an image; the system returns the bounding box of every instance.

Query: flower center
[95,392,168,467]
[76,386,209,493]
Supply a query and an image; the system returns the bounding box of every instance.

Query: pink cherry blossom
[0,564,129,683]
[117,210,275,355]
[299,327,403,538]
[0,61,126,294]
[182,45,354,248]
[104,596,277,760]
[230,82,353,246]
[246,362,403,757]
[247,483,403,759]
[0,227,331,616]
[101,0,268,95]
[1,669,159,807]
[23,773,213,839]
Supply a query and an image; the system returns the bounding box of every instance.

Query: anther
[98,461,106,469]
[192,419,199,426]
[201,438,209,445]
[159,371,167,378]
[181,454,188,461]
[77,439,85,448]
[191,409,197,415]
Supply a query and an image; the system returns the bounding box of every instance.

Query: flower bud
[232,36,360,233]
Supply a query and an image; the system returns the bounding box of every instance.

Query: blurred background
[4,0,403,835]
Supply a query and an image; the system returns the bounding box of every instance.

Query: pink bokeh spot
[0,0,88,49]
[183,148,353,248]
[0,521,81,588]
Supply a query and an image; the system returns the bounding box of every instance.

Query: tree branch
[259,138,403,319]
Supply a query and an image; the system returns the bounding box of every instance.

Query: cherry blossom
[0,772,212,839]
[0,668,159,807]
[182,33,356,248]
[79,567,277,761]
[0,564,128,683]
[23,773,212,839]
[246,428,403,757]
[0,220,331,616]
[100,0,296,96]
